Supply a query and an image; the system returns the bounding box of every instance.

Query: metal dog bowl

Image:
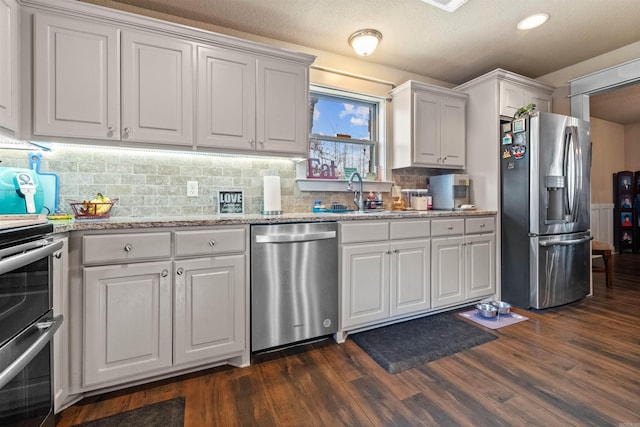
[475,303,498,318]
[490,300,512,315]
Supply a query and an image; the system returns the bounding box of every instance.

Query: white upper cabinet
[28,0,314,153]
[197,46,255,150]
[499,79,552,118]
[122,31,193,145]
[391,80,467,169]
[256,58,308,155]
[34,14,193,145]
[0,0,18,134]
[197,47,309,155]
[33,14,119,140]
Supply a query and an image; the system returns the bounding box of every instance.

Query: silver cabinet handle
[124,244,133,252]
[161,269,168,277]
[176,267,184,275]
[208,239,215,247]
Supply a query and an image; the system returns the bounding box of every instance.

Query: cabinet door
[256,58,308,155]
[500,80,551,117]
[33,13,119,140]
[529,91,552,113]
[440,96,466,168]
[413,91,440,165]
[197,46,255,150]
[466,233,495,299]
[52,237,68,412]
[431,236,465,308]
[122,31,193,145]
[173,254,246,365]
[390,239,430,317]
[0,0,17,133]
[83,261,172,387]
[341,243,389,328]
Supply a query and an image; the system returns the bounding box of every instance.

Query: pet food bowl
[490,300,512,315]
[475,303,498,318]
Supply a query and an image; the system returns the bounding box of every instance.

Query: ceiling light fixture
[348,29,382,56]
[517,13,550,30]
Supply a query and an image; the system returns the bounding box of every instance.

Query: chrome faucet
[347,172,364,212]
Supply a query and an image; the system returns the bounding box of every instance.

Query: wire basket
[68,198,118,219]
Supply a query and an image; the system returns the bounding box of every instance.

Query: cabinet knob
[176,267,184,275]
[161,269,169,277]
[123,127,131,136]
[394,249,399,253]
[54,251,62,259]
[443,156,448,162]
[480,223,485,228]
[259,139,264,146]
[386,250,392,255]
[249,138,254,147]
[124,243,133,252]
[447,226,453,230]
[107,126,115,135]
[208,239,216,247]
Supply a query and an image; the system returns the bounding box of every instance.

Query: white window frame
[309,83,387,179]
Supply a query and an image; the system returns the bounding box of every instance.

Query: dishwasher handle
[255,231,336,243]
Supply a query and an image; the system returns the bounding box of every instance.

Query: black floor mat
[350,311,498,374]
[72,397,184,427]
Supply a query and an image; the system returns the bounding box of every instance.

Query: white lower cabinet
[340,220,431,331]
[83,261,173,386]
[173,254,245,365]
[75,226,248,391]
[52,236,69,412]
[431,217,496,308]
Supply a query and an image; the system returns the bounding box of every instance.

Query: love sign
[218,190,244,214]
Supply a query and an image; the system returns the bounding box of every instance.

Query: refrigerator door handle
[539,235,593,247]
[563,125,582,223]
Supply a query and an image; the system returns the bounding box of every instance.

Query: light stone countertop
[50,209,497,233]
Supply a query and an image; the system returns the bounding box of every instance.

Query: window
[309,85,384,180]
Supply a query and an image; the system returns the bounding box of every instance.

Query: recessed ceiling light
[517,13,550,30]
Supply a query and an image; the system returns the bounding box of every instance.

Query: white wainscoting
[591,203,614,247]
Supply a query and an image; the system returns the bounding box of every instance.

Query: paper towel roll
[263,175,282,214]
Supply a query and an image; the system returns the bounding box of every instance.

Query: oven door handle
[0,239,63,275]
[0,315,63,389]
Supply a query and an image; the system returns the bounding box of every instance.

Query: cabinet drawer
[83,232,171,264]
[430,218,464,236]
[174,227,246,256]
[466,217,495,234]
[340,221,389,244]
[390,220,430,240]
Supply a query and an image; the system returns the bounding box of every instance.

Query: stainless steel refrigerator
[500,111,591,309]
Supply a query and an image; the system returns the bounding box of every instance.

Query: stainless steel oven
[0,223,63,427]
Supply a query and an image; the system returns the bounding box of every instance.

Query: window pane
[310,138,371,178]
[310,96,372,140]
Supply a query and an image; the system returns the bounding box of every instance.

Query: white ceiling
[94,0,640,124]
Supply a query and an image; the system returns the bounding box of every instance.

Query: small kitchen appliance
[430,174,470,210]
[0,167,45,214]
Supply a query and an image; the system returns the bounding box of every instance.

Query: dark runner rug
[350,311,498,374]
[72,397,184,427]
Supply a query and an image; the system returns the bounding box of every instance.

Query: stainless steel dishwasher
[251,222,338,352]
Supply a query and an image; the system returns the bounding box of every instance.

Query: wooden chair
[592,240,613,288]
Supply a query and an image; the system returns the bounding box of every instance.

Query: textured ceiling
[95,0,640,124]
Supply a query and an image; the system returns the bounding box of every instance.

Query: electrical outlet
[187,181,198,197]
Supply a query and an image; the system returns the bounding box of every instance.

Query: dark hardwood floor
[56,254,640,427]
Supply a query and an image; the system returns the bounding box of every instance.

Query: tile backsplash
[1,144,362,216]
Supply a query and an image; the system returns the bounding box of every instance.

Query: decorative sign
[306,158,338,179]
[218,190,244,214]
